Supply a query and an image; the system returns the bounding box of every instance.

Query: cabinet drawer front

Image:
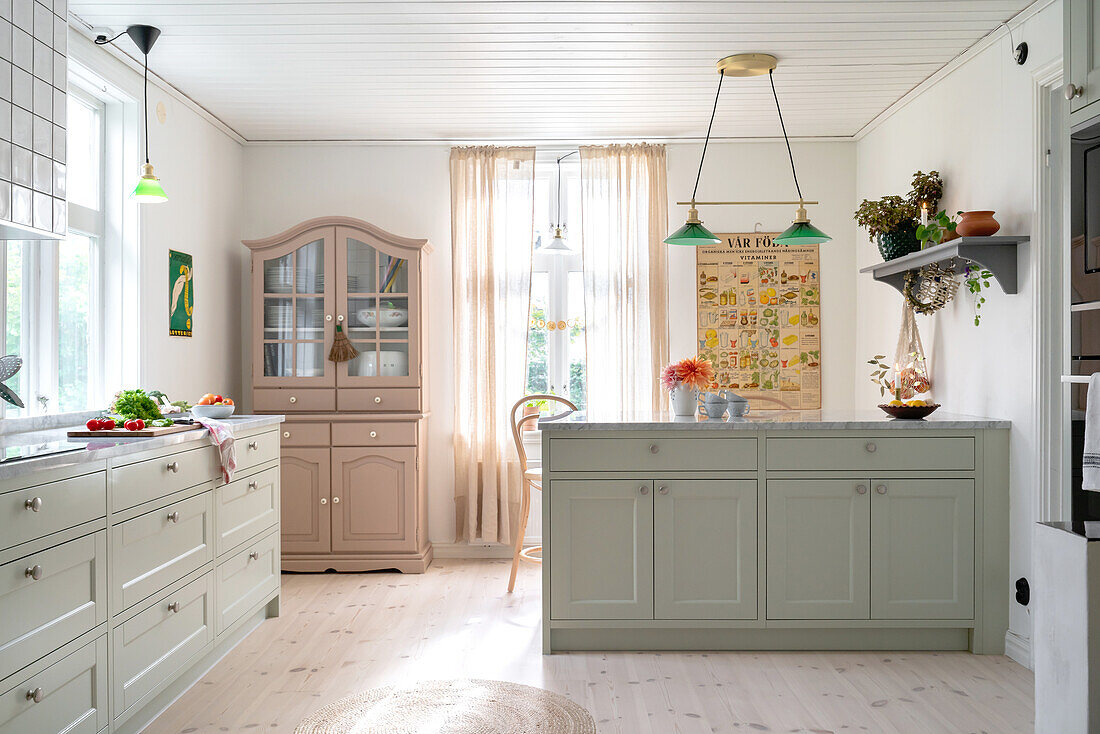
[112,445,221,512]
[112,493,213,612]
[332,421,416,446]
[280,422,329,447]
[254,388,335,413]
[216,467,279,556]
[0,532,106,680]
[216,530,279,634]
[112,572,213,720]
[549,437,757,472]
[0,636,106,734]
[337,388,420,412]
[765,437,975,472]
[236,430,280,473]
[0,472,105,552]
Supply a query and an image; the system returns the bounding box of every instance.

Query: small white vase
[669,386,697,416]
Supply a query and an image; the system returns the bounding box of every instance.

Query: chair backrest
[509,394,578,475]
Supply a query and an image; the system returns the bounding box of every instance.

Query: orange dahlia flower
[675,356,715,391]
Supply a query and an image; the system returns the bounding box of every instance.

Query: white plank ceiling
[68,0,1035,142]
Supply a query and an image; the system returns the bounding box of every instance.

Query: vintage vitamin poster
[696,232,821,409]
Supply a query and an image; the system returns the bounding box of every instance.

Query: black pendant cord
[143,54,150,164]
[691,71,724,203]
[93,30,127,46]
[555,150,578,227]
[769,68,802,201]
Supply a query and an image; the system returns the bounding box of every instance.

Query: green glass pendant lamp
[96,25,168,204]
[665,54,830,247]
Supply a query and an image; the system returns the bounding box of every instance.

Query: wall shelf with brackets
[859,236,1029,295]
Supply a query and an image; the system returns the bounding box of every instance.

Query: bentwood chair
[507,393,578,592]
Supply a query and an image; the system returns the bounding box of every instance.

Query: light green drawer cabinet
[235,430,281,474]
[0,531,106,678]
[871,479,974,620]
[0,471,105,552]
[215,530,280,634]
[215,467,279,556]
[549,437,757,473]
[111,446,221,512]
[767,479,871,620]
[111,492,213,612]
[0,636,106,734]
[112,572,213,723]
[1068,0,1100,118]
[654,480,756,620]
[765,437,974,472]
[549,480,653,619]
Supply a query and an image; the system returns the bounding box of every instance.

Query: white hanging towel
[1084,373,1100,491]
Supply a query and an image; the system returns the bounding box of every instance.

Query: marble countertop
[0,414,285,481]
[539,409,1010,431]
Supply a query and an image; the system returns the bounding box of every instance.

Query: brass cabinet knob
[24,496,42,512]
[865,442,877,453]
[167,601,180,613]
[166,461,180,473]
[25,687,43,703]
[1066,83,1085,100]
[876,484,888,495]
[24,564,42,580]
[167,511,181,523]
[855,485,868,495]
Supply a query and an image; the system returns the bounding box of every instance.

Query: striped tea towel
[194,417,237,483]
[1085,373,1100,491]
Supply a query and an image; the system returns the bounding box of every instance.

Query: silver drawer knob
[865,442,877,453]
[248,441,258,450]
[249,551,259,561]
[167,511,180,523]
[374,396,382,404]
[658,485,669,495]
[283,431,290,438]
[248,481,258,491]
[320,497,328,505]
[24,496,42,512]
[24,564,42,580]
[369,431,377,438]
[289,396,297,404]
[855,485,867,495]
[1066,82,1085,100]
[332,496,341,504]
[166,461,180,473]
[167,601,180,613]
[876,484,888,495]
[25,687,43,703]
[639,486,649,495]
[649,444,659,454]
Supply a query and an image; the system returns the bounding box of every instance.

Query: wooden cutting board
[67,423,204,438]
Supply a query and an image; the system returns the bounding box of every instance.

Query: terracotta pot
[955,210,1000,237]
[521,404,539,431]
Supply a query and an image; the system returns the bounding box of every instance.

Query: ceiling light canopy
[665,54,830,248]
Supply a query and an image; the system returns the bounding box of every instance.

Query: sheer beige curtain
[450,146,536,544]
[579,144,669,416]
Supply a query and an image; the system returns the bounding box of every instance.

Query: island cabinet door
[549,480,654,620]
[870,479,975,620]
[280,448,331,554]
[330,447,417,552]
[654,480,757,620]
[766,479,870,620]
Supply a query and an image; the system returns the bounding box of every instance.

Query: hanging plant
[964,262,993,326]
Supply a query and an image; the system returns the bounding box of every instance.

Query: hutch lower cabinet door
[766,479,871,620]
[870,479,975,619]
[654,479,757,620]
[330,447,417,552]
[549,480,654,620]
[280,448,331,554]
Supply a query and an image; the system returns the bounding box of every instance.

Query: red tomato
[86,419,100,431]
[213,395,223,403]
[124,419,145,431]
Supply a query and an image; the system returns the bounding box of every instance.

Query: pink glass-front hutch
[243,216,431,572]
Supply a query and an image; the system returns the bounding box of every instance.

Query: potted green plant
[854,195,920,261]
[915,210,959,247]
[908,170,944,213]
[522,398,548,431]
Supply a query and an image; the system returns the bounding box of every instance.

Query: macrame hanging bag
[892,302,932,401]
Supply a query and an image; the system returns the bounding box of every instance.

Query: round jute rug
[294,679,597,734]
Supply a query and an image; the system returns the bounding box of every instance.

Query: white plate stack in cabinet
[243,216,432,573]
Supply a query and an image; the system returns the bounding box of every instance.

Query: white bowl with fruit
[190,393,235,420]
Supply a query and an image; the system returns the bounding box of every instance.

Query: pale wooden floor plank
[145,559,1034,733]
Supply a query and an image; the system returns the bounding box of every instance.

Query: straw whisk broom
[329,323,359,363]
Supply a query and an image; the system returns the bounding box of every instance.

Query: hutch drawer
[332,421,416,446]
[0,531,106,680]
[0,471,105,552]
[0,636,106,734]
[215,529,279,634]
[254,388,335,413]
[112,445,221,512]
[280,422,330,447]
[215,467,279,556]
[337,388,420,412]
[765,436,975,472]
[236,429,280,473]
[548,437,758,473]
[111,492,213,612]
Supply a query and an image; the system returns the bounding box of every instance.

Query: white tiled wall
[0,0,66,235]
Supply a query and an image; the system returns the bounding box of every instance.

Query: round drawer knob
[24,564,42,581]
[374,396,382,404]
[248,481,258,491]
[369,431,377,438]
[333,496,341,504]
[639,486,649,495]
[876,485,888,495]
[855,485,868,495]
[167,601,180,613]
[865,442,877,453]
[325,314,333,322]
[167,511,180,523]
[25,687,43,703]
[248,441,258,450]
[649,444,659,454]
[289,396,297,404]
[658,486,669,495]
[249,551,260,561]
[166,461,180,473]
[320,498,328,505]
[24,496,42,512]
[1066,82,1085,100]
[283,431,290,438]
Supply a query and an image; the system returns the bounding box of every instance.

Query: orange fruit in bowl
[224,398,234,405]
[197,396,214,406]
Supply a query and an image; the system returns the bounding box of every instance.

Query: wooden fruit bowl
[878,403,940,420]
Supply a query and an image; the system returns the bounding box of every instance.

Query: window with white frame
[2,79,116,416]
[525,155,587,410]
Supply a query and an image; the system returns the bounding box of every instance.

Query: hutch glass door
[256,229,336,386]
[337,228,419,387]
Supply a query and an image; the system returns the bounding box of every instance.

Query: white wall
[854,0,1062,653]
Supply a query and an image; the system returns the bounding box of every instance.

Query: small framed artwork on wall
[169,250,194,337]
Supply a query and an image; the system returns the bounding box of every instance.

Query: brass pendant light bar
[676,200,819,206]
